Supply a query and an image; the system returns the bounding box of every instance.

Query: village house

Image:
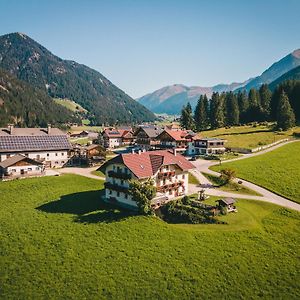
[68,130,89,139]
[102,128,135,149]
[0,125,71,168]
[99,149,195,210]
[157,129,195,153]
[134,125,163,150]
[0,154,45,181]
[187,136,226,156]
[216,198,237,213]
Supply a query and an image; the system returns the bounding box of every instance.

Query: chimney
[47,124,51,134]
[8,124,14,135]
[138,150,142,155]
[173,148,177,156]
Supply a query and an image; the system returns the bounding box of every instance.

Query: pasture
[0,175,299,299]
[201,124,299,149]
[211,142,300,203]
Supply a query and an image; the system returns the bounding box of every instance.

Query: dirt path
[57,166,105,180]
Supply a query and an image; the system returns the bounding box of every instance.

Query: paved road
[57,166,105,180]
[190,140,300,212]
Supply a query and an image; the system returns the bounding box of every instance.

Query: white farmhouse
[99,149,195,210]
[0,125,71,168]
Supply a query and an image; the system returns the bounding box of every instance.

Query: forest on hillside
[181,80,300,131]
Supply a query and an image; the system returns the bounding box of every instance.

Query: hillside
[269,65,300,90]
[0,32,155,124]
[0,68,77,127]
[138,81,248,114]
[238,49,300,92]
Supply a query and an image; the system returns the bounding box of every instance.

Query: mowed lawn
[211,142,300,203]
[201,124,299,149]
[0,175,300,299]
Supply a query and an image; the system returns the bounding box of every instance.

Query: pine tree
[194,95,209,131]
[248,88,260,108]
[180,102,195,130]
[259,84,272,120]
[237,90,249,123]
[225,92,239,126]
[210,92,225,129]
[276,91,296,130]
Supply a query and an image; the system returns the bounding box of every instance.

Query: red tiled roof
[158,129,193,141]
[103,129,133,138]
[100,150,195,179]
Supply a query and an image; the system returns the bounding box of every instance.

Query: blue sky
[0,0,299,98]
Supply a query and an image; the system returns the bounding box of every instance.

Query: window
[11,169,16,173]
[61,161,65,164]
[55,153,58,156]
[61,153,64,156]
[117,191,120,197]
[113,165,116,170]
[55,161,58,164]
[109,190,112,195]
[25,154,28,157]
[125,193,128,199]
[6,154,11,159]
[36,167,40,171]
[28,168,32,171]
[47,153,50,157]
[182,174,185,179]
[121,180,124,185]
[169,190,172,195]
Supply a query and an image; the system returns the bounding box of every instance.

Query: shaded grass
[91,170,105,178]
[211,142,300,203]
[188,172,200,185]
[0,175,299,299]
[202,172,262,196]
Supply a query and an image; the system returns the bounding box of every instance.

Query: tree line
[180,80,300,131]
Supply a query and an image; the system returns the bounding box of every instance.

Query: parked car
[189,156,196,161]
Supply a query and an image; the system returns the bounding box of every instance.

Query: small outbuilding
[0,154,45,180]
[216,198,237,213]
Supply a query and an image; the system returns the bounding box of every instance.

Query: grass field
[188,172,200,185]
[54,98,87,113]
[91,169,105,178]
[70,125,103,132]
[201,172,261,196]
[211,142,300,203]
[0,175,300,299]
[201,124,300,149]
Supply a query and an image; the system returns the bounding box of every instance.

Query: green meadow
[211,142,300,203]
[201,124,299,149]
[0,175,299,299]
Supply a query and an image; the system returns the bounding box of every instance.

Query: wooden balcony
[107,170,131,180]
[157,171,176,178]
[104,182,129,193]
[156,181,184,192]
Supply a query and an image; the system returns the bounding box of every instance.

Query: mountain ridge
[0,32,156,125]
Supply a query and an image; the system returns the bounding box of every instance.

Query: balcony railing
[104,182,129,193]
[157,171,176,178]
[156,181,184,192]
[107,170,131,180]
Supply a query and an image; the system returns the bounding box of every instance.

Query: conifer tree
[248,88,260,108]
[225,92,239,126]
[276,91,295,130]
[210,92,225,129]
[259,84,272,120]
[237,90,249,123]
[194,95,209,131]
[180,102,195,130]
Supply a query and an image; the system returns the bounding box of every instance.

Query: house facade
[187,136,226,155]
[0,125,71,168]
[99,150,195,209]
[102,129,134,149]
[0,154,45,180]
[134,126,163,150]
[157,129,195,153]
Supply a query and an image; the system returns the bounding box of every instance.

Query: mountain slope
[0,32,155,124]
[0,68,77,127]
[138,81,249,114]
[269,65,300,90]
[238,49,300,92]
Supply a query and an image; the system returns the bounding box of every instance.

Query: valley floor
[0,175,300,299]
